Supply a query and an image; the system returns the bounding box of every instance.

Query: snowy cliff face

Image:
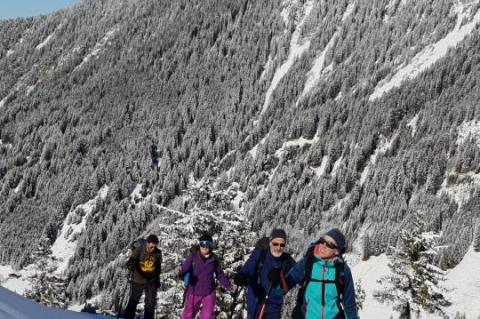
[1,0,480,317]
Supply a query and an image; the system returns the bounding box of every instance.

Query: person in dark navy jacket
[234,229,296,319]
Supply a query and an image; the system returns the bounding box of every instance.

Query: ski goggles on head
[199,240,213,249]
[318,237,337,250]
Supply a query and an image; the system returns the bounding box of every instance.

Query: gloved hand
[268,268,281,284]
[126,257,135,272]
[177,268,183,280]
[233,272,247,286]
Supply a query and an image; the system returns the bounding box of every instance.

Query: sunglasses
[199,241,213,249]
[271,242,286,248]
[318,237,337,250]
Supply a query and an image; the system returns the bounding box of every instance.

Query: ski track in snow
[370,3,480,101]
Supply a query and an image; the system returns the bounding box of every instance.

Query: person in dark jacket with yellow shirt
[124,234,162,319]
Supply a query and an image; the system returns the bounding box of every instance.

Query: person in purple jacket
[179,234,231,319]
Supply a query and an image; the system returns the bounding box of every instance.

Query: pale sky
[0,0,78,21]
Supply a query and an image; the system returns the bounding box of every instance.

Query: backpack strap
[295,247,347,315]
[137,239,147,263]
[295,246,315,303]
[255,248,268,286]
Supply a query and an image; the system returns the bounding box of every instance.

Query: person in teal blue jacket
[285,228,358,319]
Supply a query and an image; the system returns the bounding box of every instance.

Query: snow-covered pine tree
[374,212,450,318]
[362,233,371,261]
[474,223,480,252]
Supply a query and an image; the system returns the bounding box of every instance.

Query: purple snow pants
[180,290,216,319]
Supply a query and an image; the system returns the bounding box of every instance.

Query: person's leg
[199,291,216,319]
[124,282,144,319]
[264,311,282,319]
[143,282,158,319]
[181,290,202,319]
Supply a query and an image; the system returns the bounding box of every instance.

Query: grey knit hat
[325,228,346,254]
[270,228,287,241]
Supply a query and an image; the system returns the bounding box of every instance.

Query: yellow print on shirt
[140,256,155,273]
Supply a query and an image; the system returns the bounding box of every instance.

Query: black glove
[126,257,135,272]
[268,268,281,284]
[233,272,247,286]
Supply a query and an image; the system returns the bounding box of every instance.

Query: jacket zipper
[321,265,326,319]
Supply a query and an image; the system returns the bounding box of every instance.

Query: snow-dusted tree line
[0,0,479,316]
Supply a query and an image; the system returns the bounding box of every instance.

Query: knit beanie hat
[325,228,346,254]
[198,233,213,243]
[270,228,287,241]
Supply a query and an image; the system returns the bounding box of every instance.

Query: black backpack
[292,244,346,319]
[253,236,270,285]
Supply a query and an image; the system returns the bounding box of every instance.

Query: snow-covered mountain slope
[351,246,480,318]
[370,1,480,101]
[2,0,480,316]
[0,286,110,319]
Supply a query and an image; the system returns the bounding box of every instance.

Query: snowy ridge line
[296,1,355,106]
[369,3,480,101]
[260,0,314,117]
